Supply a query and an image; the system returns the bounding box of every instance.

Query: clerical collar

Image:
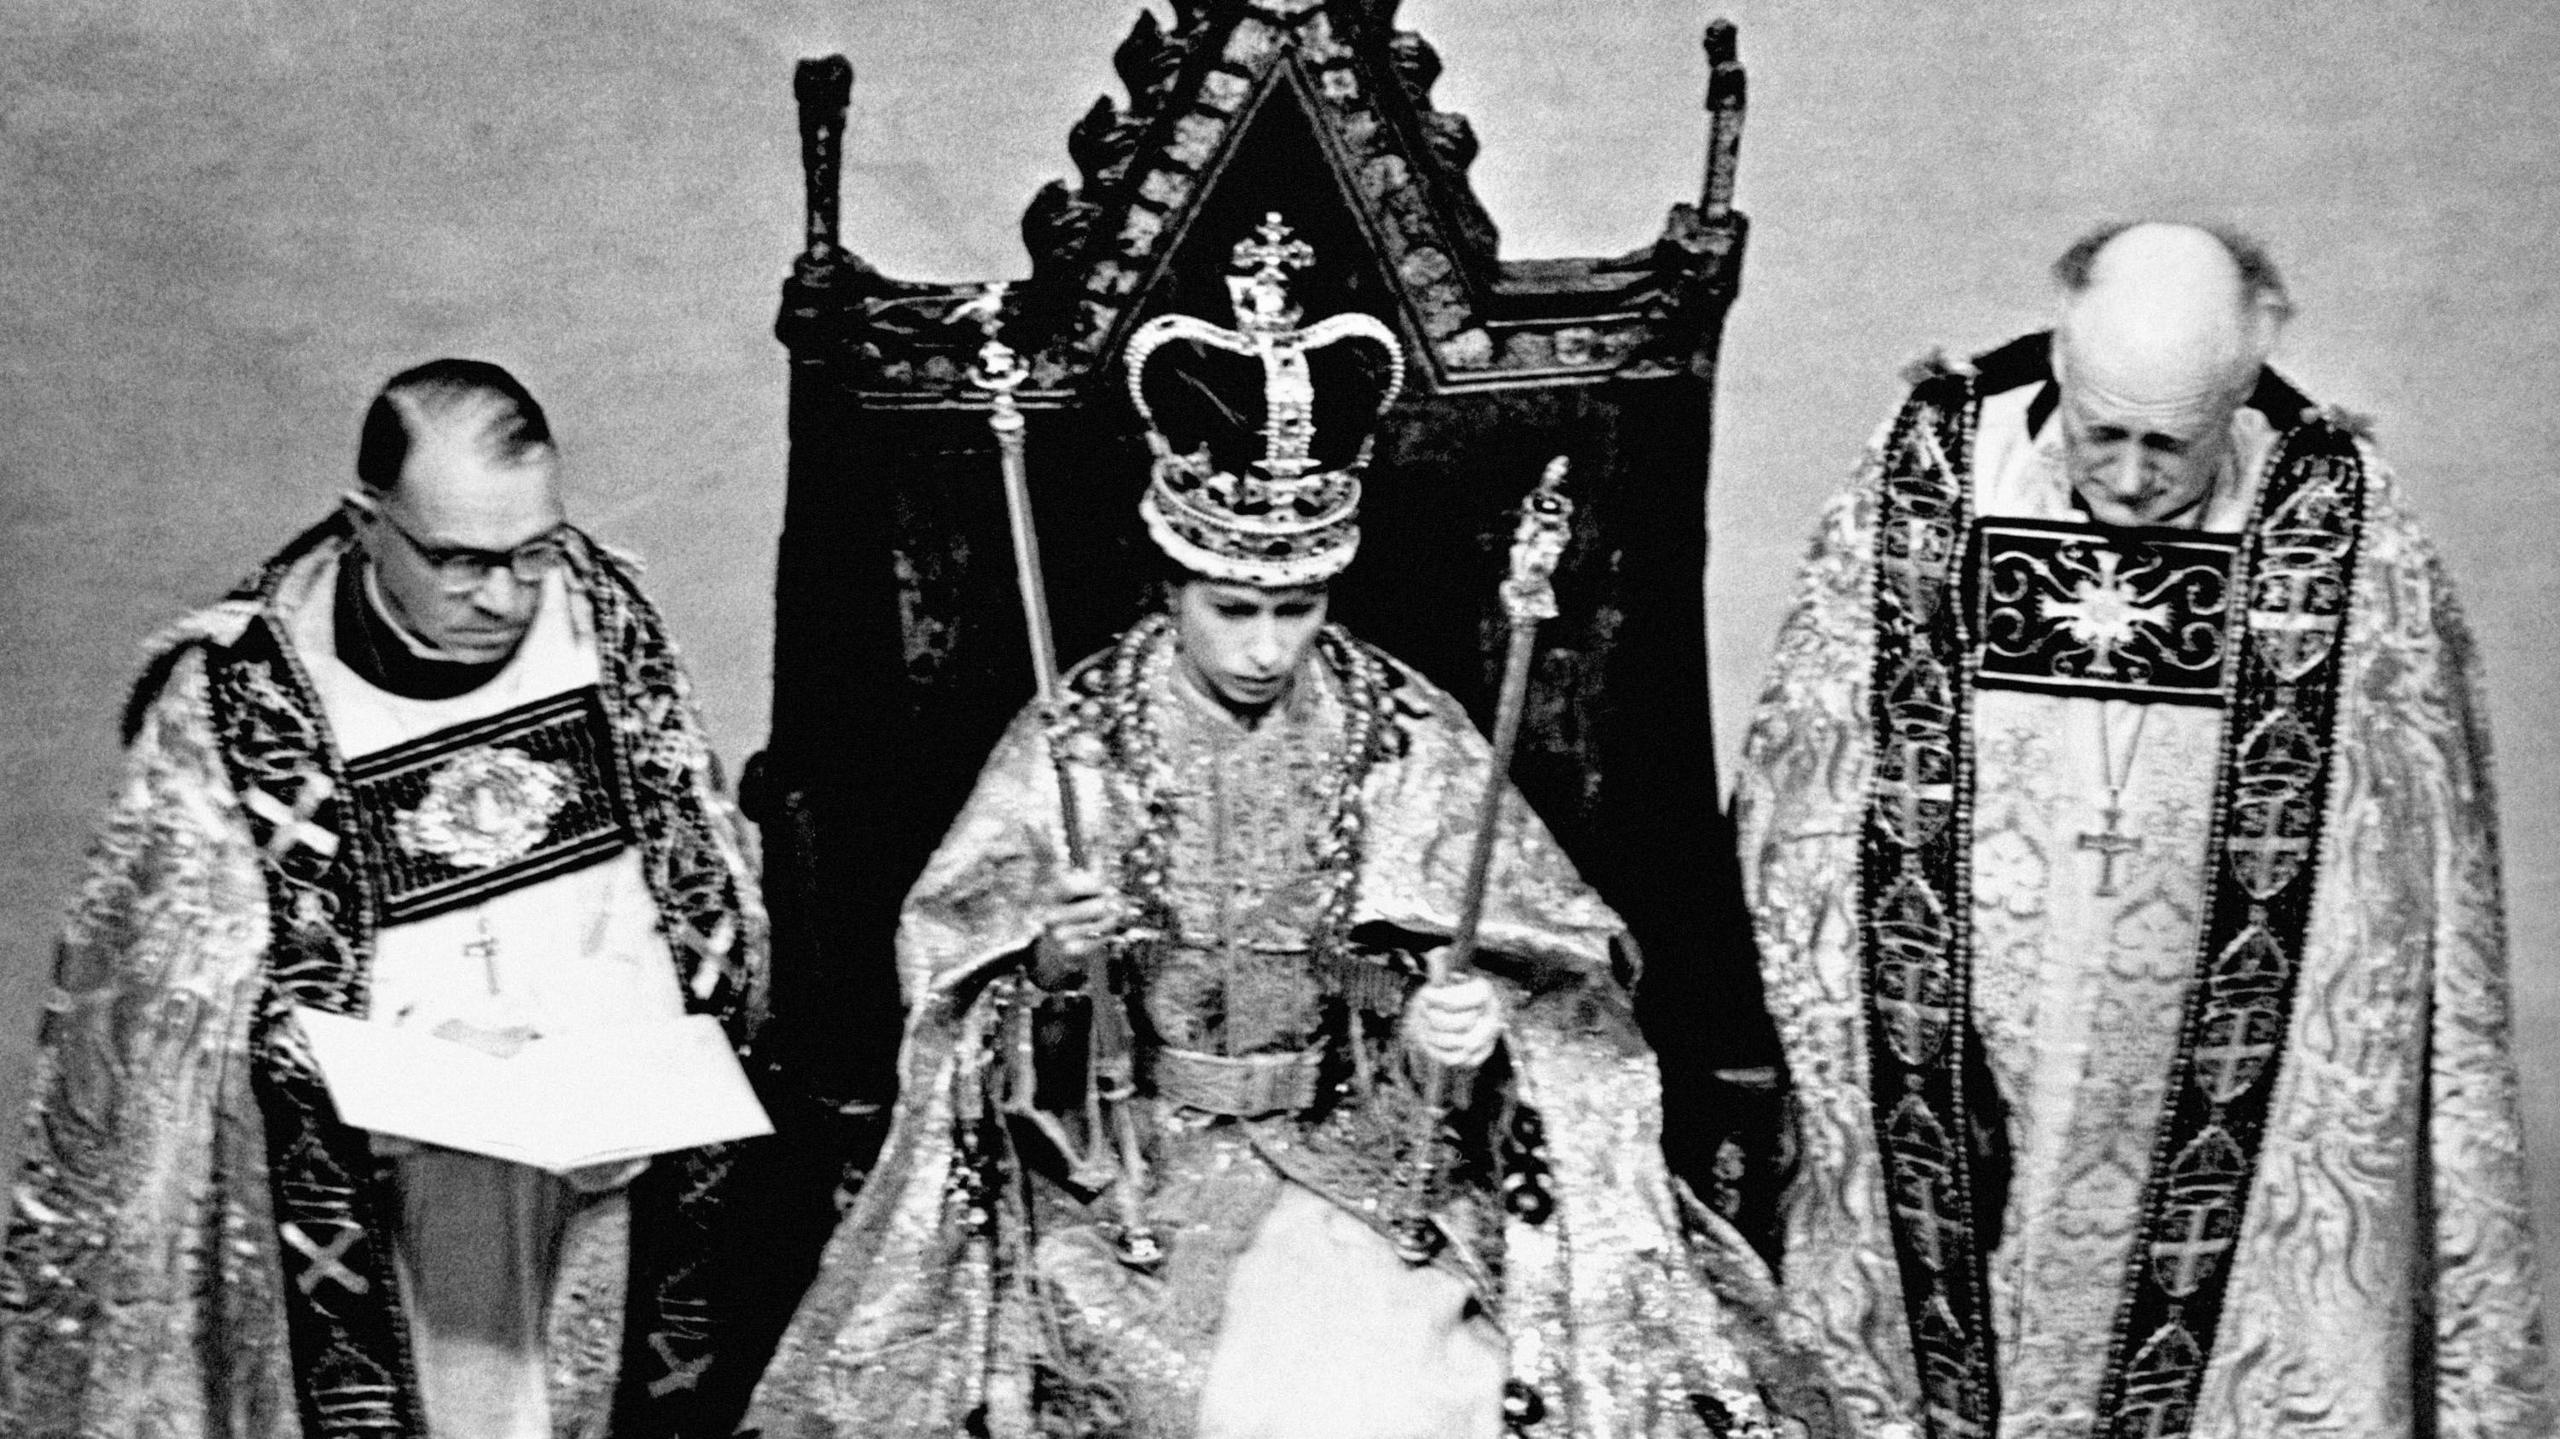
[332,554,516,700]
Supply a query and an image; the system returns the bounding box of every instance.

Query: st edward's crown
[1127,214,1405,587]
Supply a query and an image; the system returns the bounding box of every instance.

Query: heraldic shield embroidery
[1857,348,2369,1439]
[1859,371,2001,1439]
[344,686,636,925]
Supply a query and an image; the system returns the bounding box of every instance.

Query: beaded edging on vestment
[1858,368,2369,1439]
[346,685,636,925]
[2092,414,2366,1439]
[187,516,760,1438]
[1860,370,2000,1439]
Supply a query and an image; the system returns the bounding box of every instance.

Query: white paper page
[295,1008,773,1173]
[517,1015,777,1169]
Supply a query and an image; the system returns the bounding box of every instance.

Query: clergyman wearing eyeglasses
[0,359,771,1439]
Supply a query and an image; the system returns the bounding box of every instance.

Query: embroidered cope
[1735,340,2551,1439]
[0,518,768,1439]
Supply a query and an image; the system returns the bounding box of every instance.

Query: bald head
[2054,223,2285,422]
[356,358,554,495]
[2047,223,2290,528]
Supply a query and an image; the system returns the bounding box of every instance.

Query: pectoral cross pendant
[2077,798,2143,898]
[466,916,502,996]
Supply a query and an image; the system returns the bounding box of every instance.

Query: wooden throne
[731,2,1779,1344]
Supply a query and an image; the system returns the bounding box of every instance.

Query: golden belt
[1143,1044,1324,1118]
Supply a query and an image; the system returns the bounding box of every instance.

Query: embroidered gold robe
[746,617,1830,1439]
[1736,338,2551,1438]
[0,519,768,1439]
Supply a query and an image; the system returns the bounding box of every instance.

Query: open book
[295,1007,774,1174]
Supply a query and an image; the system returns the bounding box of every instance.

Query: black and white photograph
[2,2,2552,1435]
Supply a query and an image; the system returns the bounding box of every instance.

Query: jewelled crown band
[1126,214,1405,588]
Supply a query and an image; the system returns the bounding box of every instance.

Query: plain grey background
[4,0,2554,1328]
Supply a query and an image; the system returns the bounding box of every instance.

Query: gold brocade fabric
[1142,664,1342,1058]
[0,532,769,1439]
[0,647,636,1439]
[1735,415,2553,1438]
[1969,695,2220,1431]
[748,626,1829,1439]
[0,645,305,1438]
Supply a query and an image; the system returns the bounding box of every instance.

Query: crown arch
[732,9,1777,1384]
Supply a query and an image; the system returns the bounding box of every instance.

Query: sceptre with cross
[964,285,1165,1272]
[1388,457,1574,1266]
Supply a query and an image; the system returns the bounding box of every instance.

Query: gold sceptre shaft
[967,288,1164,1270]
[1433,455,1574,985]
[965,286,1084,864]
[1394,457,1574,1265]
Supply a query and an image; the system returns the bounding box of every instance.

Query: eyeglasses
[368,505,571,594]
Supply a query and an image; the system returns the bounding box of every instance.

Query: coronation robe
[0,516,768,1439]
[1735,334,2550,1439]
[746,615,1828,1439]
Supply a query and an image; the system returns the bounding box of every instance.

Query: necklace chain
[2096,701,2149,799]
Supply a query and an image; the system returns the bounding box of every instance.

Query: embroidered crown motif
[1125,214,1406,587]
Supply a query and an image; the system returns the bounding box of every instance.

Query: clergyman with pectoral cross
[0,360,773,1439]
[1735,221,2549,1438]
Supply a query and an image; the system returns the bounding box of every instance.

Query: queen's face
[1169,579,1328,718]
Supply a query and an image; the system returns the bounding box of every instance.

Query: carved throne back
[743,1,1770,1211]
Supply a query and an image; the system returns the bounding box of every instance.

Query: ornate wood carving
[778,4,1747,397]
[740,13,1779,1350]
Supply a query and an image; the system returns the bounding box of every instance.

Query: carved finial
[793,56,855,277]
[1699,19,1746,220]
[1704,16,1738,69]
[1114,8,1175,102]
[1069,95,1134,189]
[1388,30,1442,101]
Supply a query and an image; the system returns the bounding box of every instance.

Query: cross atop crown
[1228,213,1317,334]
[1125,213,1405,588]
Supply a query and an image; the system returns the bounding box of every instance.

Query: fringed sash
[1857,344,2367,1439]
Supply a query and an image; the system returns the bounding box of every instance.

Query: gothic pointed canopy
[748,0,1781,1273]
[780,0,1747,400]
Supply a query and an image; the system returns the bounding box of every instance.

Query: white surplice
[287,557,684,1439]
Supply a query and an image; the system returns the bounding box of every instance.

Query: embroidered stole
[1858,359,2366,1439]
[345,686,635,925]
[198,518,754,1438]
